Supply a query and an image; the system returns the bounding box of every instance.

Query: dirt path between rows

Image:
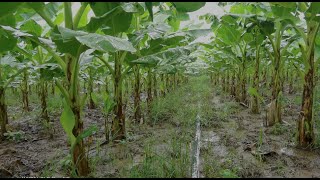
[199,89,320,177]
[1,79,320,178]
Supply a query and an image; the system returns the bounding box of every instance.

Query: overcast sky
[180,2,229,43]
[180,2,228,29]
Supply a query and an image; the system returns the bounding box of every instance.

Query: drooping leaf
[132,46,191,67]
[91,93,98,105]
[154,13,171,23]
[0,30,17,52]
[172,2,206,12]
[27,2,45,12]
[89,2,133,35]
[44,2,63,19]
[77,125,98,141]
[0,2,23,18]
[216,24,241,45]
[75,33,136,53]
[168,17,180,31]
[145,2,153,21]
[20,19,42,36]
[38,63,64,80]
[60,99,76,145]
[51,26,85,57]
[0,54,17,66]
[78,5,91,28]
[248,87,262,101]
[0,14,16,27]
[103,93,115,114]
[0,25,33,37]
[259,20,275,36]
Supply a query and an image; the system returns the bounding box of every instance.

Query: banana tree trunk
[298,68,315,147]
[166,74,169,94]
[0,88,8,139]
[235,69,241,102]
[97,84,101,93]
[241,60,247,103]
[262,69,267,89]
[215,73,218,85]
[147,68,152,115]
[297,22,319,147]
[105,76,109,94]
[173,73,176,90]
[88,69,95,109]
[177,73,181,86]
[29,85,32,96]
[123,78,129,114]
[216,73,220,85]
[22,70,30,112]
[153,72,157,99]
[267,53,282,126]
[252,46,260,114]
[65,54,90,176]
[51,82,55,95]
[231,71,236,97]
[160,74,165,97]
[112,53,125,141]
[281,69,285,92]
[40,79,49,121]
[288,70,294,94]
[133,65,141,122]
[222,74,226,91]
[72,105,89,176]
[226,71,230,93]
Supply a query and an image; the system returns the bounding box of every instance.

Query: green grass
[40,150,71,177]
[129,136,191,178]
[270,123,288,135]
[202,144,240,178]
[150,75,215,128]
[127,75,216,177]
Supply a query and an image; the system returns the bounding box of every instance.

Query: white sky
[180,2,230,43]
[180,2,228,29]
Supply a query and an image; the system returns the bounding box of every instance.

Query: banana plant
[258,3,300,126]
[0,3,30,139]
[213,13,255,104]
[0,54,28,139]
[33,47,55,121]
[79,51,104,110]
[227,3,269,113]
[88,2,140,141]
[1,2,137,176]
[290,2,320,147]
[219,2,300,125]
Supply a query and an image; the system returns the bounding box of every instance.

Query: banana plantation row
[0,2,319,177]
[202,2,320,151]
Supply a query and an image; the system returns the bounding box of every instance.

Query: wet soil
[199,89,320,178]
[0,83,320,178]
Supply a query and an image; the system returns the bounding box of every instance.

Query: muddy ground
[0,77,320,178]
